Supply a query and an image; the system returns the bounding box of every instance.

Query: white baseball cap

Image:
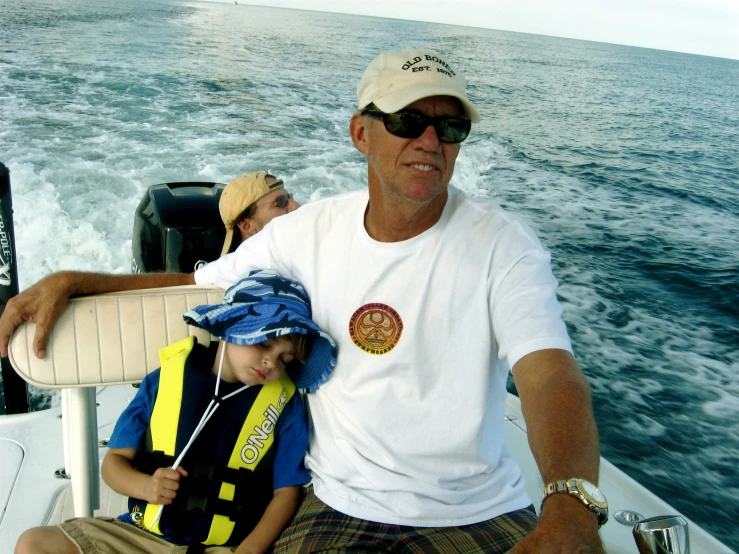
[357,48,480,123]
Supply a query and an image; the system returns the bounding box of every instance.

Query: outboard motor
[132,182,226,274]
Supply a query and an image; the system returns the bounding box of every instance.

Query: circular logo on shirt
[349,303,403,355]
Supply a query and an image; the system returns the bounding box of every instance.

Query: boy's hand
[144,466,188,505]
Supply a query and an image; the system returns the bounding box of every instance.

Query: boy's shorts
[59,517,235,553]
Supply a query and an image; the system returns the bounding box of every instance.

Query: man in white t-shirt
[1,48,606,553]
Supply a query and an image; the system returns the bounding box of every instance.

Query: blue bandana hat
[183,269,337,393]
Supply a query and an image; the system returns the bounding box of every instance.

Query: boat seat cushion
[8,286,224,388]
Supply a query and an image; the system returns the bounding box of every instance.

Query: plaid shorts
[273,487,537,554]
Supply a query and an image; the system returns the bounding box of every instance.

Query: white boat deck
[0,385,130,552]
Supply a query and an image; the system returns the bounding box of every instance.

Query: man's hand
[0,272,73,359]
[144,466,188,506]
[509,494,606,553]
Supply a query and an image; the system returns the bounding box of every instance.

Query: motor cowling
[132,182,226,274]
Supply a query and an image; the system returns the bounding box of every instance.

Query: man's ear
[350,114,370,156]
[237,218,259,239]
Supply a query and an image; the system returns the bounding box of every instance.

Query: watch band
[541,478,609,528]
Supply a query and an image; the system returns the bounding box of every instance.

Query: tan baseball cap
[357,48,480,123]
[219,172,284,256]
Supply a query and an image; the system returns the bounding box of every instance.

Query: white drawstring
[150,343,249,528]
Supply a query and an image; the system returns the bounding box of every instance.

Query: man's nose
[286,198,300,212]
[415,123,442,151]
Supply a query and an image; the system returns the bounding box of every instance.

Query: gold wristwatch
[541,478,609,528]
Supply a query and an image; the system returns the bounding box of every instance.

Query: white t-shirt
[195,186,572,526]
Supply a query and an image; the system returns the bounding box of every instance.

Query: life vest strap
[133,450,176,476]
[212,464,255,485]
[176,489,257,524]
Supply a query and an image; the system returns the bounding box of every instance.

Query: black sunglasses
[363,109,471,144]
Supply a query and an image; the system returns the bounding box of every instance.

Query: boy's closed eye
[258,338,296,365]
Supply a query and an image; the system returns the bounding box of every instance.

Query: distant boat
[234,1,238,4]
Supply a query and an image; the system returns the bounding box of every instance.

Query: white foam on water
[6,53,736,428]
[458,138,739,457]
[702,389,739,419]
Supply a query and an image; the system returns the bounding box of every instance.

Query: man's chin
[401,182,449,205]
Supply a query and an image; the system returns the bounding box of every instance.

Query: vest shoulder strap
[226,372,296,471]
[150,336,196,457]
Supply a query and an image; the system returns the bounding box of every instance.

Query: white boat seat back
[9,286,225,388]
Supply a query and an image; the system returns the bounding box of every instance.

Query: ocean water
[1,0,738,549]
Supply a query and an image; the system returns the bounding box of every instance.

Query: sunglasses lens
[439,119,471,143]
[275,194,292,208]
[384,112,426,138]
[383,112,470,143]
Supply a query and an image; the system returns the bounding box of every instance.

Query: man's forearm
[0,270,196,358]
[507,349,606,553]
[512,348,600,484]
[60,270,195,297]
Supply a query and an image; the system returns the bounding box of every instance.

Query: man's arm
[233,486,301,554]
[0,270,195,358]
[508,348,606,553]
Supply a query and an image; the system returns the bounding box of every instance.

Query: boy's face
[220,336,296,386]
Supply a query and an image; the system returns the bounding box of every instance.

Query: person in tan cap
[219,172,299,256]
[5,48,604,554]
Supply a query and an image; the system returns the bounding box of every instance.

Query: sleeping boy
[16,269,336,554]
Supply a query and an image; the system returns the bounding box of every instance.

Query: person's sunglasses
[363,109,471,144]
[273,193,293,209]
[256,192,293,209]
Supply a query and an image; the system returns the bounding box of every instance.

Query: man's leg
[15,526,80,554]
[396,507,538,554]
[272,486,395,554]
[273,487,537,554]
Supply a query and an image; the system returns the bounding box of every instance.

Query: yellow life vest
[129,337,296,545]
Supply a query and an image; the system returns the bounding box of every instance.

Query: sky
[201,0,739,61]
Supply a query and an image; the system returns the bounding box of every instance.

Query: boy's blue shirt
[107,349,310,543]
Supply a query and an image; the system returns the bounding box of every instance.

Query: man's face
[237,181,300,239]
[359,95,463,206]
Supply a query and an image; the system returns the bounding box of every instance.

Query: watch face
[580,480,607,504]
